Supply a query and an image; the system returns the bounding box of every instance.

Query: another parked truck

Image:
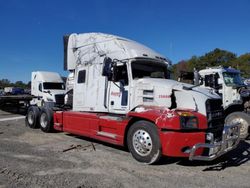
[197,67,250,139]
[26,33,240,164]
[0,72,65,108]
[30,71,66,107]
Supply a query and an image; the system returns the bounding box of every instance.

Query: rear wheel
[25,106,40,128]
[40,107,54,133]
[127,120,162,164]
[225,112,250,139]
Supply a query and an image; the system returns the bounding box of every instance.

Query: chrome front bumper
[189,123,241,161]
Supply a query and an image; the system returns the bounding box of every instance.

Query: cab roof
[64,33,170,70]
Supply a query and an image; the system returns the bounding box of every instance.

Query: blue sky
[0,0,249,83]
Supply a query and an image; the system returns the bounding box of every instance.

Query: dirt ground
[0,106,250,188]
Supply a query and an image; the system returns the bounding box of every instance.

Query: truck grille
[55,94,65,105]
[205,99,224,129]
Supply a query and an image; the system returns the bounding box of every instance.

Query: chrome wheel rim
[40,113,48,128]
[230,117,248,135]
[132,129,152,156]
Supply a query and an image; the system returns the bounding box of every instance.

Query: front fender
[127,105,207,130]
[127,106,180,130]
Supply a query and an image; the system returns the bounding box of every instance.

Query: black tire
[127,120,162,164]
[39,107,54,133]
[25,106,40,128]
[225,112,250,139]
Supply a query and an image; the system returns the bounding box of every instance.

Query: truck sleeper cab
[26,33,241,164]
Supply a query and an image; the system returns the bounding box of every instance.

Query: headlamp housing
[178,112,199,129]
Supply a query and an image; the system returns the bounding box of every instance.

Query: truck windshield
[223,72,244,86]
[131,60,168,79]
[43,82,65,90]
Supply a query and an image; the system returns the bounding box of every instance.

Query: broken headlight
[178,112,198,129]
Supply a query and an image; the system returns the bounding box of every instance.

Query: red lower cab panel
[53,111,128,146]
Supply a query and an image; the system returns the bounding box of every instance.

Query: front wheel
[225,112,250,139]
[40,107,54,133]
[127,120,162,164]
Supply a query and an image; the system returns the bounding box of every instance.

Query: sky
[0,0,249,83]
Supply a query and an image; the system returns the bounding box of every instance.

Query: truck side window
[115,65,129,86]
[78,70,86,83]
[39,83,42,92]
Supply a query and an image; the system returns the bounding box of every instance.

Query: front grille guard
[189,123,241,161]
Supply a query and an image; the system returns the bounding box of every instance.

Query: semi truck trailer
[26,33,240,164]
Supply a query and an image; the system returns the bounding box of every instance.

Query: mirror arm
[112,81,122,90]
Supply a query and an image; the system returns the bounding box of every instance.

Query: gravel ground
[0,107,249,188]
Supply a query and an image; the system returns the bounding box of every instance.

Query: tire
[225,112,250,139]
[25,106,40,128]
[39,107,54,133]
[127,120,162,164]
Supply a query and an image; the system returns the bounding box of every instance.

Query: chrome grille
[206,99,224,129]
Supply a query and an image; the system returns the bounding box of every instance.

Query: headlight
[178,112,198,129]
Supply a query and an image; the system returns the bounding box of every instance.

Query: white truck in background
[30,71,66,107]
[198,67,250,139]
[25,33,240,164]
[179,66,250,139]
[0,72,66,108]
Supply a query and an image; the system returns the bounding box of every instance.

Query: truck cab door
[108,64,129,114]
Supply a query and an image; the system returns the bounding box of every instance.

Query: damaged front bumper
[189,123,241,161]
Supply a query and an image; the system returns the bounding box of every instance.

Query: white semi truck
[26,33,240,164]
[197,67,250,139]
[30,71,66,107]
[179,66,250,139]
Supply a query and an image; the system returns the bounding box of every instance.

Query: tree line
[171,48,250,80]
[0,79,31,89]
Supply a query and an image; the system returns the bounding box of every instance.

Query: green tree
[15,81,26,89]
[172,48,240,80]
[199,48,237,67]
[0,79,11,89]
[232,53,250,78]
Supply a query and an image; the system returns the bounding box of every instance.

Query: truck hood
[133,78,221,116]
[134,78,220,98]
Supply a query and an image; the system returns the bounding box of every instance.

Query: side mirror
[102,57,113,81]
[193,70,200,86]
[218,78,223,84]
[102,57,120,82]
